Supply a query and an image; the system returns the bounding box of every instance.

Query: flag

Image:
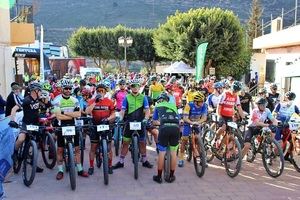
[196,42,208,82]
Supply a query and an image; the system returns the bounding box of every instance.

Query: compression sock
[58,165,64,173]
[76,163,83,172]
[89,159,94,168]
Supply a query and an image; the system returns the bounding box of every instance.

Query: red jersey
[88,97,114,124]
[219,91,240,117]
[173,85,184,107]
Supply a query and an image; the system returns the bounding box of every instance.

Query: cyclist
[178,92,208,167]
[113,79,153,169]
[52,78,89,180]
[10,83,44,173]
[165,84,176,105]
[41,81,54,100]
[38,90,52,118]
[149,76,165,101]
[215,81,245,140]
[242,97,278,158]
[53,81,62,98]
[112,79,128,112]
[267,83,280,112]
[86,83,115,175]
[206,82,224,111]
[273,92,300,143]
[152,93,180,183]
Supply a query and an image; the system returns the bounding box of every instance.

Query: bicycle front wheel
[193,134,206,177]
[290,136,300,172]
[23,140,38,186]
[262,137,284,178]
[41,132,57,169]
[133,135,139,180]
[202,128,216,163]
[224,137,242,178]
[68,143,76,190]
[102,139,109,185]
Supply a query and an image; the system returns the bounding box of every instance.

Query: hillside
[19,0,297,45]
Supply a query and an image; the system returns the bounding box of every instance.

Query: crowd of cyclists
[1,70,300,194]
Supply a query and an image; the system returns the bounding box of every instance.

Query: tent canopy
[164,61,195,74]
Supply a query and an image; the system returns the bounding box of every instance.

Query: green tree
[153,8,249,78]
[247,0,262,50]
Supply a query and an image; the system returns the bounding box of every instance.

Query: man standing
[5,82,23,117]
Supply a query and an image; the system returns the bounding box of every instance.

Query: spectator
[5,83,23,117]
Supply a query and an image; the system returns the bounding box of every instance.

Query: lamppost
[118,33,133,72]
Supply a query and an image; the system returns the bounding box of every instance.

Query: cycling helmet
[231,81,242,92]
[213,82,223,89]
[157,92,169,102]
[258,87,267,94]
[198,79,204,85]
[285,91,296,101]
[29,83,42,91]
[130,79,140,86]
[150,76,157,82]
[42,81,52,92]
[40,90,50,99]
[103,79,111,90]
[160,78,166,84]
[30,74,37,81]
[270,83,278,90]
[222,79,230,88]
[55,81,62,88]
[118,79,126,85]
[193,92,205,102]
[255,97,267,105]
[96,83,107,91]
[61,78,73,88]
[79,79,86,86]
[81,88,91,96]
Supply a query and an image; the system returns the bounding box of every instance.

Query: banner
[196,42,208,82]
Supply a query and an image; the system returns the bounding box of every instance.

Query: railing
[249,84,258,97]
[261,0,299,35]
[10,3,33,23]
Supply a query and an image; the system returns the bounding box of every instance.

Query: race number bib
[75,120,84,126]
[97,125,110,132]
[62,126,76,136]
[130,122,142,131]
[26,125,39,131]
[227,122,237,129]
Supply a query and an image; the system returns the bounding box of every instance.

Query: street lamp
[118,33,133,72]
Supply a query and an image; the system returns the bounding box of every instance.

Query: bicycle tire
[163,150,171,180]
[102,139,109,185]
[114,126,120,157]
[262,137,284,178]
[186,136,192,162]
[68,143,76,190]
[13,143,24,174]
[41,132,57,169]
[290,137,300,173]
[202,128,216,163]
[234,129,245,149]
[96,147,102,168]
[224,137,242,178]
[246,137,256,163]
[193,135,206,177]
[22,140,38,186]
[133,135,139,180]
[79,131,84,165]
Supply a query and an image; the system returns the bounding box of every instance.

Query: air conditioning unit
[271,17,283,33]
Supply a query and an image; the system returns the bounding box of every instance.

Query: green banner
[196,42,208,82]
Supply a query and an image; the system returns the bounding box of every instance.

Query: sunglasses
[195,101,204,103]
[119,84,125,86]
[64,87,72,90]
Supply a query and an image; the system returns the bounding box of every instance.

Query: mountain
[18,0,297,45]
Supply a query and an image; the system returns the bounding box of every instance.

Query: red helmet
[165,84,173,91]
[81,88,91,96]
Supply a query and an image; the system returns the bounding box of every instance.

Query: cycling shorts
[157,124,180,151]
[56,125,80,148]
[244,127,261,143]
[89,126,113,144]
[123,122,146,142]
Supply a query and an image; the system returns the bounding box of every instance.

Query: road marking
[264,182,295,191]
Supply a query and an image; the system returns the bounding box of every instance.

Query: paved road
[3,143,300,200]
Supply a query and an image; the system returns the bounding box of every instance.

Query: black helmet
[96,83,107,91]
[255,97,267,105]
[285,91,296,101]
[118,79,126,85]
[79,79,86,86]
[157,92,169,102]
[150,76,157,82]
[270,83,277,90]
[29,83,42,91]
[231,81,242,92]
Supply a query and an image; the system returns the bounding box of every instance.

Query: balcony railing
[10,3,33,23]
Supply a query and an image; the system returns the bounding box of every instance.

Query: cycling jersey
[150,83,164,100]
[267,93,280,112]
[88,98,114,124]
[112,89,128,111]
[274,102,300,122]
[122,93,149,121]
[52,95,80,125]
[173,85,184,107]
[219,91,240,117]
[206,94,221,109]
[152,101,179,125]
[22,95,40,125]
[248,108,274,127]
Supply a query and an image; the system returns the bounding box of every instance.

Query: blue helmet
[213,82,223,89]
